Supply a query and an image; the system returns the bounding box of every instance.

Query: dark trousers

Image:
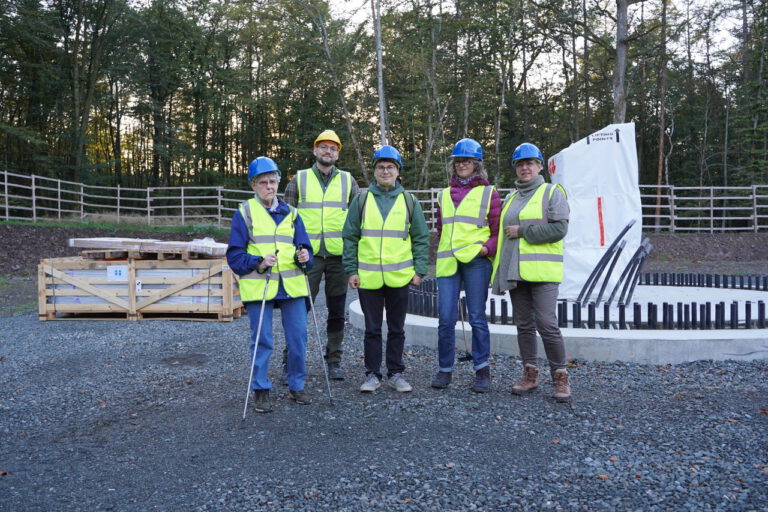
[358,285,410,379]
[509,281,567,373]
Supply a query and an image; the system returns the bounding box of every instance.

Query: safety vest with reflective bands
[357,192,415,289]
[236,198,309,301]
[435,185,494,277]
[491,183,565,283]
[297,168,353,255]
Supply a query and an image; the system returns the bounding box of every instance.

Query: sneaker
[252,389,273,413]
[431,371,452,389]
[552,368,572,403]
[388,373,413,393]
[327,362,345,381]
[511,364,540,395]
[359,374,381,393]
[289,389,312,405]
[471,366,491,393]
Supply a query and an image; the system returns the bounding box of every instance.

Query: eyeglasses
[375,165,398,172]
[454,158,475,165]
[515,159,541,168]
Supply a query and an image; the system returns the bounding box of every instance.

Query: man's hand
[410,274,422,287]
[259,253,277,271]
[348,274,360,289]
[296,248,309,264]
[504,225,520,239]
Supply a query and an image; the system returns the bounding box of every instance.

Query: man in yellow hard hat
[282,130,360,381]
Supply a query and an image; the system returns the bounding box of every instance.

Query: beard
[316,155,337,167]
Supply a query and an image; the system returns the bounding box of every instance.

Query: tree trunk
[654,0,668,229]
[372,0,389,145]
[612,0,630,123]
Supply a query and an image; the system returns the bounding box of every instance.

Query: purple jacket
[436,175,502,258]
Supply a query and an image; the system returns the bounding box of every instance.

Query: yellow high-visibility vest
[357,192,414,289]
[491,183,565,283]
[237,198,309,301]
[297,168,353,255]
[435,185,494,277]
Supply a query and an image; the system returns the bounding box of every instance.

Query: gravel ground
[1,290,767,512]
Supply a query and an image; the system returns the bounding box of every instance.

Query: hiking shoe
[552,368,572,403]
[328,362,345,381]
[431,371,452,389]
[388,373,413,393]
[289,389,312,405]
[359,374,381,393]
[252,389,273,413]
[511,364,540,395]
[471,366,491,393]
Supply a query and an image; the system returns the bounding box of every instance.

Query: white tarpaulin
[549,123,642,300]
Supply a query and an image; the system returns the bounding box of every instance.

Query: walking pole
[242,263,273,420]
[298,248,333,405]
[457,295,473,362]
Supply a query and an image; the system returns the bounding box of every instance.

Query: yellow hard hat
[314,130,342,152]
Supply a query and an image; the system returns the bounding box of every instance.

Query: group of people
[226,130,572,414]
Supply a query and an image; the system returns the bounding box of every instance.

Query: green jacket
[342,180,430,278]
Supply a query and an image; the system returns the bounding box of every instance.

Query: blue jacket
[226,198,314,301]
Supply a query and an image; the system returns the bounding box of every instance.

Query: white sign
[107,265,129,282]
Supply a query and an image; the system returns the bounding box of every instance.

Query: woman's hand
[505,225,520,239]
[478,246,489,257]
[348,274,360,289]
[410,274,422,287]
[296,248,309,264]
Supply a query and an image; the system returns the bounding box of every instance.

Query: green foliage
[0,0,765,189]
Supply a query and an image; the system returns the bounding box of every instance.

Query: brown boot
[552,368,572,402]
[511,364,539,395]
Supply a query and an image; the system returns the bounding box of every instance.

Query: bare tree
[372,0,389,145]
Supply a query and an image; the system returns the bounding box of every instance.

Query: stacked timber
[38,237,242,322]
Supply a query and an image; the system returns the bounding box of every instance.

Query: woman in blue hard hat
[342,145,430,393]
[431,138,502,393]
[226,157,314,413]
[490,143,572,402]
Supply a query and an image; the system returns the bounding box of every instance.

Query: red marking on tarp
[549,160,556,175]
[597,197,605,246]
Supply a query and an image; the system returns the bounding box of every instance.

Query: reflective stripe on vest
[297,169,352,255]
[237,198,309,301]
[435,185,493,277]
[490,183,564,284]
[357,192,414,289]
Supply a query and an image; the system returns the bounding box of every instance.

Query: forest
[0,0,766,191]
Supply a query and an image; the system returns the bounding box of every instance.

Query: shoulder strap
[404,191,415,222]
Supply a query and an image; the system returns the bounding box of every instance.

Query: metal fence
[2,170,767,232]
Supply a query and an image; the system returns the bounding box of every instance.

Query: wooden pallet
[80,249,214,261]
[38,256,243,322]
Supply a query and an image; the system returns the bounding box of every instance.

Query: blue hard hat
[371,145,402,169]
[511,142,544,165]
[247,157,280,183]
[451,138,483,161]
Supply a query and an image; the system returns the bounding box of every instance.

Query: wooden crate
[38,256,243,322]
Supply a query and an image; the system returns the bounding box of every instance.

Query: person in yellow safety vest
[226,156,314,413]
[342,145,430,394]
[282,130,360,381]
[430,138,502,393]
[490,142,573,402]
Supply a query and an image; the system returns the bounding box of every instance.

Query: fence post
[147,187,152,226]
[753,184,758,233]
[31,175,37,222]
[709,187,714,233]
[668,185,675,233]
[217,186,223,228]
[117,184,121,223]
[181,186,185,225]
[80,184,85,219]
[57,178,61,220]
[3,171,8,220]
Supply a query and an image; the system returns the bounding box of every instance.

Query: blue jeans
[437,257,492,372]
[246,297,307,392]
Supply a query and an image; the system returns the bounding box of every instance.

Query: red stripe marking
[597,197,605,246]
